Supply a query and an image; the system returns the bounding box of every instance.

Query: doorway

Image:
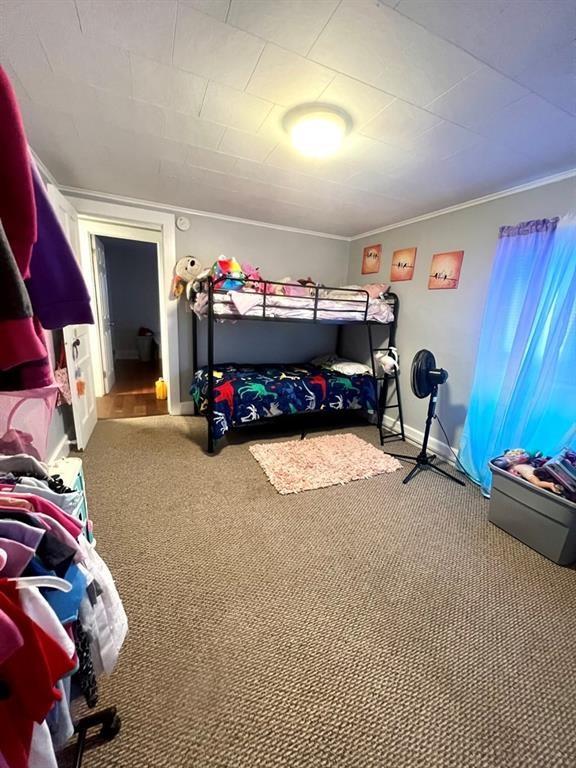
[79,219,170,421]
[93,235,167,419]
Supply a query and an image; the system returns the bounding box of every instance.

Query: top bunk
[192,276,397,326]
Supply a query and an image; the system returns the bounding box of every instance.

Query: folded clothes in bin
[489,458,576,566]
[543,448,576,495]
[491,447,576,503]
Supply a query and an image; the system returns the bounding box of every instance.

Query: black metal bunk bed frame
[191,277,405,453]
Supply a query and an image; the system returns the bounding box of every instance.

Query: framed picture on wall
[361,244,381,274]
[428,250,464,289]
[390,247,417,281]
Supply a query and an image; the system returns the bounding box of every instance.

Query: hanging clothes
[0,67,36,278]
[0,582,76,768]
[0,223,47,375]
[0,66,51,392]
[0,65,94,392]
[25,161,93,330]
[0,454,127,767]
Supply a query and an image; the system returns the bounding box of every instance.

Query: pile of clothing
[0,65,93,392]
[492,447,576,502]
[0,453,127,768]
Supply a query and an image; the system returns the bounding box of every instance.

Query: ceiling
[1,0,574,237]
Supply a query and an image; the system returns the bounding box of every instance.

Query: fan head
[410,349,448,398]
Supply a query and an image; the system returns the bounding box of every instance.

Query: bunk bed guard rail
[199,276,372,323]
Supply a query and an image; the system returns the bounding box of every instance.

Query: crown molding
[29,148,58,186]
[60,185,350,241]
[349,167,576,241]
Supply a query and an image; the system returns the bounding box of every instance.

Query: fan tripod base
[390,381,465,487]
[392,451,465,486]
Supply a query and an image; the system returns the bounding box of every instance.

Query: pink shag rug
[249,433,402,494]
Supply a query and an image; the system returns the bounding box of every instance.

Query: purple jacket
[26,163,93,329]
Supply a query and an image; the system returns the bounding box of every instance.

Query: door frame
[72,199,179,415]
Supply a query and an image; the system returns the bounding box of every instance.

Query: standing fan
[392,350,465,486]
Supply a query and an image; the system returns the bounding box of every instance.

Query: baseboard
[47,434,70,465]
[382,415,458,466]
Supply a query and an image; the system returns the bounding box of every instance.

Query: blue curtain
[459,216,576,495]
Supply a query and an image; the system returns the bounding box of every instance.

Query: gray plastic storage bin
[489,461,576,565]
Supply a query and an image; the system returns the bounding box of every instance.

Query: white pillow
[311,354,371,376]
[331,361,372,376]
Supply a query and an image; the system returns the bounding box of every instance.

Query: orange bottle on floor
[155,378,167,400]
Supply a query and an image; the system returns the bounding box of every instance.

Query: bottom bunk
[190,362,378,445]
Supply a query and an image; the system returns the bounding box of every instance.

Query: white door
[47,184,98,450]
[91,235,116,394]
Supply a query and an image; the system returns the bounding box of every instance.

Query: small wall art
[390,247,417,281]
[428,250,464,290]
[361,244,381,275]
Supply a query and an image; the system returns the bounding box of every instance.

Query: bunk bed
[190,276,405,453]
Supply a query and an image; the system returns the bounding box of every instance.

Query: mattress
[194,291,394,324]
[190,363,378,440]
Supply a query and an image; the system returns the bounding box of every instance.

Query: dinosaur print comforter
[190,363,377,440]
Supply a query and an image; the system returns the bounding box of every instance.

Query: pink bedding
[194,291,394,323]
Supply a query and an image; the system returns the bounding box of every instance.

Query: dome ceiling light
[282,104,353,159]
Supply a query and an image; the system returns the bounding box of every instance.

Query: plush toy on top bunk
[241,261,265,293]
[171,256,205,301]
[211,255,245,290]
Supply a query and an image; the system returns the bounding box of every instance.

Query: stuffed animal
[241,262,265,293]
[492,448,531,470]
[268,277,316,297]
[511,464,563,493]
[211,255,245,291]
[281,277,316,298]
[376,347,399,376]
[171,256,204,300]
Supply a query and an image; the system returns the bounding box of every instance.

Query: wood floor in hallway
[96,359,168,419]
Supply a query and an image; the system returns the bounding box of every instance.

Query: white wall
[173,216,349,402]
[347,176,576,450]
[101,237,159,359]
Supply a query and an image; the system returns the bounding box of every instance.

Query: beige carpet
[63,415,576,768]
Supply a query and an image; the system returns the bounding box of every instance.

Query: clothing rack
[0,455,126,768]
[73,707,121,768]
[191,277,405,453]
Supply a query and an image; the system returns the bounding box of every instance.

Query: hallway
[96,360,168,420]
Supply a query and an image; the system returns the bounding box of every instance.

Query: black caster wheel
[101,714,121,741]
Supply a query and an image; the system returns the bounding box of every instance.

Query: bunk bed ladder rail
[206,278,215,454]
[367,293,405,445]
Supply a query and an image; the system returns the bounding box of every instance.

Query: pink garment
[0,68,53,390]
[0,429,42,460]
[0,491,82,538]
[0,67,36,277]
[0,607,23,664]
[0,538,35,577]
[0,497,34,512]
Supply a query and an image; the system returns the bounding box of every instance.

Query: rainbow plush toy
[211,255,245,291]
